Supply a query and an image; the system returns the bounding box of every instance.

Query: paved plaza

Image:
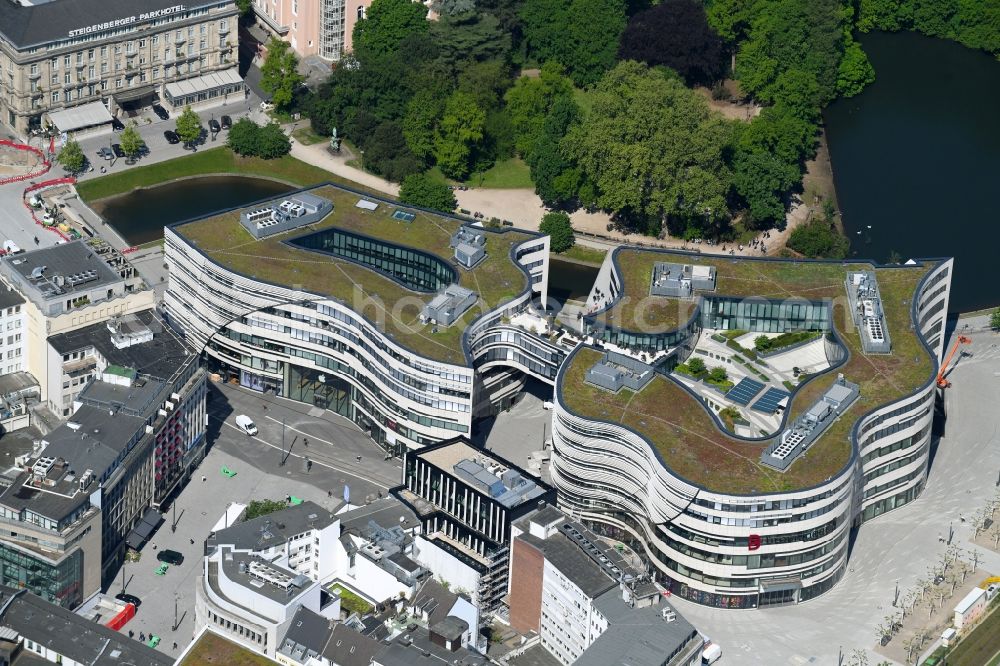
[672,317,1000,665]
[111,381,403,659]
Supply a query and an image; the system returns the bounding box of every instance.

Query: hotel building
[551,249,952,608]
[0,0,240,137]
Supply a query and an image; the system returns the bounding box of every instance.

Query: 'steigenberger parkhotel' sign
[68,5,187,37]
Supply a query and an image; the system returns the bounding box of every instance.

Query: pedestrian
[190,538,195,545]
[327,490,332,498]
[201,475,206,482]
[140,632,145,642]
[303,438,308,447]
[173,642,178,650]
[129,630,134,639]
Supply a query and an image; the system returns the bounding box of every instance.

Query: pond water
[824,31,1000,313]
[94,176,295,245]
[549,257,600,304]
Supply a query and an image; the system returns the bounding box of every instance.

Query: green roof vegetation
[563,250,939,494]
[174,184,535,365]
[180,630,275,666]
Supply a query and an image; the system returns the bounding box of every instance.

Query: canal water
[94,176,295,245]
[824,31,1000,313]
[548,258,599,304]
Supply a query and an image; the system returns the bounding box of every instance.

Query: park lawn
[556,245,607,266]
[75,147,381,202]
[947,602,1000,666]
[467,158,534,189]
[291,126,326,145]
[180,630,273,666]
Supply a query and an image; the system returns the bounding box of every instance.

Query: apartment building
[251,0,373,61]
[0,315,204,607]
[0,0,240,136]
[0,240,154,408]
[552,248,953,608]
[0,290,26,375]
[509,506,702,666]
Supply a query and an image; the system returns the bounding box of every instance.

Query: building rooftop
[338,496,420,534]
[212,500,337,551]
[519,532,616,599]
[416,438,549,509]
[0,0,228,50]
[0,240,124,308]
[277,606,330,663]
[0,287,24,310]
[48,309,194,384]
[563,249,942,494]
[375,628,491,666]
[213,548,313,607]
[320,624,384,666]
[170,183,540,365]
[577,589,700,666]
[0,587,173,666]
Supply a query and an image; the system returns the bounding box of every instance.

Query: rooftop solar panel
[751,387,792,414]
[392,210,416,222]
[726,378,765,405]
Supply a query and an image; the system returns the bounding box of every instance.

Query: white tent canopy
[164,68,242,100]
[355,199,379,211]
[46,101,113,132]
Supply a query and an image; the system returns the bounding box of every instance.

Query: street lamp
[279,417,286,466]
[171,501,177,533]
[172,594,179,631]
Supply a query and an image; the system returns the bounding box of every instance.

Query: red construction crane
[936,335,972,388]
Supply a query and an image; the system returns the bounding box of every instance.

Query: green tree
[563,0,626,86]
[399,172,458,212]
[403,89,445,160]
[226,117,261,156]
[353,0,429,58]
[519,0,569,65]
[563,61,732,235]
[175,106,203,147]
[754,335,773,351]
[539,211,575,252]
[991,308,1000,332]
[256,122,292,158]
[708,366,729,382]
[244,499,289,521]
[260,38,304,110]
[504,63,573,160]
[528,95,581,207]
[786,217,849,258]
[235,0,253,17]
[432,0,476,15]
[687,356,706,375]
[364,122,424,181]
[430,11,511,70]
[836,40,876,98]
[731,151,799,228]
[56,139,85,173]
[119,122,145,160]
[434,91,486,179]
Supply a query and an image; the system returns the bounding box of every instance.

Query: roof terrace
[562,249,941,494]
[172,184,538,365]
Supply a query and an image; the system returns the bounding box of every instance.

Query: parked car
[28,194,43,208]
[97,146,113,160]
[259,100,274,111]
[111,143,125,158]
[208,118,221,133]
[111,116,124,131]
[115,592,142,608]
[3,241,22,255]
[163,130,180,144]
[220,115,232,129]
[152,104,169,120]
[235,414,258,436]
[157,549,184,565]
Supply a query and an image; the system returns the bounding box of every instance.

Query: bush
[226,119,291,159]
[539,211,575,252]
[243,499,288,521]
[708,366,728,383]
[687,356,706,375]
[787,218,850,259]
[754,335,773,352]
[399,172,457,212]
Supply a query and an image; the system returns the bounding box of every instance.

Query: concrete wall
[509,538,544,633]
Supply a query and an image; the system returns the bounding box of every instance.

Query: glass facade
[701,297,831,333]
[286,364,350,416]
[584,316,701,353]
[288,228,457,292]
[0,544,84,609]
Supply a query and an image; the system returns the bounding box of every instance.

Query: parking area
[112,381,403,658]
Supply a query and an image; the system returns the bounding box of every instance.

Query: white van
[235,414,258,436]
[3,241,22,255]
[702,642,722,664]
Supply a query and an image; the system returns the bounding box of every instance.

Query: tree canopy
[539,211,575,252]
[520,0,626,85]
[57,139,85,173]
[399,172,457,212]
[353,0,429,59]
[857,0,1000,54]
[260,38,304,110]
[174,106,202,147]
[226,118,291,159]
[618,0,726,86]
[119,122,145,159]
[434,91,486,179]
[564,61,732,235]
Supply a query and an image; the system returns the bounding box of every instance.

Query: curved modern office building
[551,249,952,608]
[165,184,566,454]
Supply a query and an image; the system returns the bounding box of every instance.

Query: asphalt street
[111,381,402,659]
[672,316,1000,665]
